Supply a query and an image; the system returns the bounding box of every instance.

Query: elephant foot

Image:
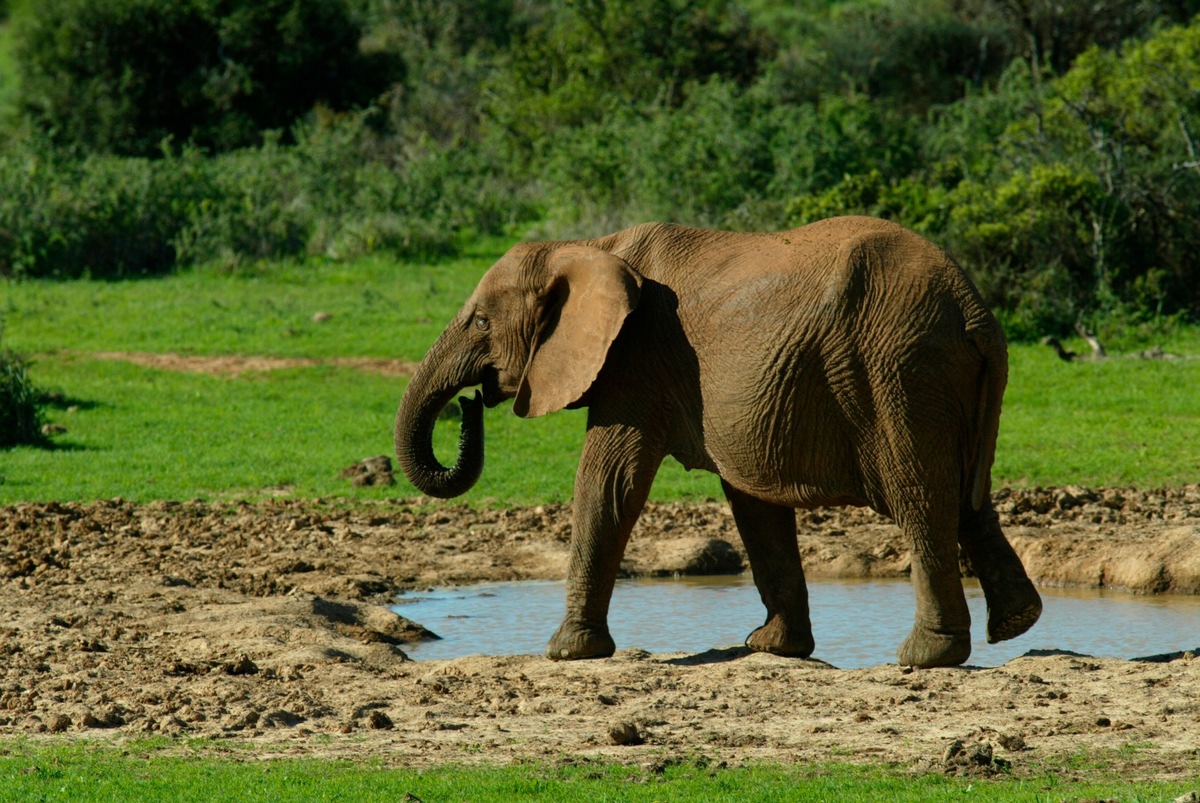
[986,583,1042,644]
[897,626,971,668]
[546,620,615,661]
[745,614,815,658]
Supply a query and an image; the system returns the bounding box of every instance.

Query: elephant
[393,216,1042,668]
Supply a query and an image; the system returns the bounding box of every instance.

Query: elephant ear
[514,245,642,418]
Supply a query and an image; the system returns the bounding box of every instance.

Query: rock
[996,732,1026,752]
[225,654,259,675]
[261,709,305,728]
[47,714,71,733]
[367,710,394,730]
[340,456,395,487]
[81,709,124,729]
[608,721,643,746]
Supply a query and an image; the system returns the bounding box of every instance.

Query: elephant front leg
[546,419,662,661]
[722,481,814,658]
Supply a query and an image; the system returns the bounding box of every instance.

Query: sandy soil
[2,486,1200,778]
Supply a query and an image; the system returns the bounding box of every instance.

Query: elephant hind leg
[959,501,1042,643]
[894,499,973,668]
[721,480,814,658]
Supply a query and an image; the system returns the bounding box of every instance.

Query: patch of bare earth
[1,487,1199,778]
[88,352,419,377]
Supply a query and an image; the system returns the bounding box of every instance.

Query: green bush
[0,141,199,278]
[538,84,923,235]
[0,346,43,448]
[14,0,399,156]
[0,113,532,277]
[483,0,772,160]
[944,164,1118,339]
[766,0,1012,111]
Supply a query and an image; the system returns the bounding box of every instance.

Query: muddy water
[394,575,1200,667]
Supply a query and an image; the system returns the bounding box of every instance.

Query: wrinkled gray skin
[394,216,1042,667]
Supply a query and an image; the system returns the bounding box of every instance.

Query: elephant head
[394,244,643,498]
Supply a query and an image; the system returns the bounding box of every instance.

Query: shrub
[0,141,200,278]
[484,0,773,160]
[0,345,43,448]
[14,0,399,156]
[767,0,1012,111]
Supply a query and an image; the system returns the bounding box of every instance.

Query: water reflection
[393,574,1200,667]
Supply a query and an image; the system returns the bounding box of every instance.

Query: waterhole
[394,575,1200,667]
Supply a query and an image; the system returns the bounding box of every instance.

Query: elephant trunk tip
[394,387,486,499]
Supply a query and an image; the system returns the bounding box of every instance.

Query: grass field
[0,740,1193,802]
[2,250,1199,504]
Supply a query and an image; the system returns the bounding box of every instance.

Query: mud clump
[341,456,396,487]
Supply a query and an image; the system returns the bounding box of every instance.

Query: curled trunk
[394,343,485,498]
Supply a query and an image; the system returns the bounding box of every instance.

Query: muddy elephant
[393,216,1042,667]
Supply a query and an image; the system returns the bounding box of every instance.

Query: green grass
[996,338,1200,487]
[0,352,721,504]
[0,250,498,362]
[0,740,1193,802]
[1,252,1198,503]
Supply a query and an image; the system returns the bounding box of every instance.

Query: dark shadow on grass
[1,436,88,453]
[37,389,101,412]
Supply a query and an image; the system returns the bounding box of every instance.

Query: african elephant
[393,216,1042,668]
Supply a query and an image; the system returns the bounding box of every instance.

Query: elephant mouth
[479,367,507,408]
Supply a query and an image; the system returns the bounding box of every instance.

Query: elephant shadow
[662,645,838,668]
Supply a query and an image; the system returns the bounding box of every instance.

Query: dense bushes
[15,0,400,155]
[1,0,1197,337]
[0,116,529,277]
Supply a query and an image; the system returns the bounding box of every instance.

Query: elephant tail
[967,319,1009,512]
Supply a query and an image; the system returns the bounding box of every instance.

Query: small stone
[225,654,259,675]
[942,739,964,763]
[261,709,304,728]
[367,710,394,730]
[340,456,395,487]
[608,721,643,746]
[996,732,1026,752]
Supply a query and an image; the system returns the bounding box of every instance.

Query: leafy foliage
[484,0,772,158]
[14,0,399,155]
[0,343,43,448]
[0,115,530,277]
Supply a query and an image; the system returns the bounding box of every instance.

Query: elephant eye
[473,314,490,332]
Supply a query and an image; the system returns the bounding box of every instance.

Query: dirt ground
[2,485,1200,779]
